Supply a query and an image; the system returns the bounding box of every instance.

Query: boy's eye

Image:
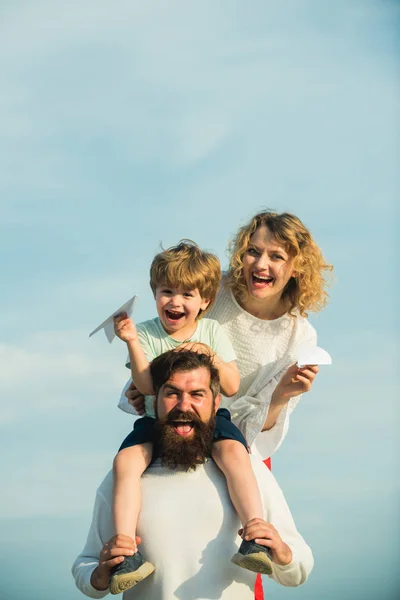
[184,292,194,298]
[161,289,172,294]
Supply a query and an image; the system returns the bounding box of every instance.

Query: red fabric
[254,458,271,600]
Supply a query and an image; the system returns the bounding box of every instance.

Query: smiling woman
[207,210,334,459]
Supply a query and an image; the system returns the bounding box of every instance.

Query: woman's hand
[272,363,319,405]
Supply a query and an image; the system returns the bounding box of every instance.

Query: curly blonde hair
[150,240,221,318]
[225,211,333,317]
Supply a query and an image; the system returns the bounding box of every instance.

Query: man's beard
[154,407,216,471]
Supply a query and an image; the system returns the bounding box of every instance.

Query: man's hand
[272,363,319,405]
[174,342,215,357]
[113,313,138,343]
[90,534,141,591]
[125,381,146,415]
[239,518,292,566]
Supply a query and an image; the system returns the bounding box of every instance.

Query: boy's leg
[212,439,263,526]
[212,439,273,575]
[112,442,153,545]
[110,443,155,594]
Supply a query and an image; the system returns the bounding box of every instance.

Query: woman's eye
[272,254,284,260]
[247,247,259,256]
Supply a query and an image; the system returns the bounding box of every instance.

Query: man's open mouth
[172,420,194,437]
[165,310,185,322]
[252,273,274,286]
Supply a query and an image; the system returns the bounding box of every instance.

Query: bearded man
[72,350,314,600]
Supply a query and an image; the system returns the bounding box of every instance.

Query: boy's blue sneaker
[109,550,155,595]
[231,539,273,575]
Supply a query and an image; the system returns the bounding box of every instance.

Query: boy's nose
[169,295,182,306]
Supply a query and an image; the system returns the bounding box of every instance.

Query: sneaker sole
[231,551,273,575]
[109,561,155,595]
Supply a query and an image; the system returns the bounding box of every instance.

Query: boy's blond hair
[150,240,221,318]
[226,211,333,317]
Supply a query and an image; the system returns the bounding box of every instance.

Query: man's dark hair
[150,350,220,399]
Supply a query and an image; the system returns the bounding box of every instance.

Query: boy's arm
[211,355,240,397]
[113,314,154,396]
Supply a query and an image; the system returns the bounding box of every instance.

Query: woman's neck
[237,292,288,321]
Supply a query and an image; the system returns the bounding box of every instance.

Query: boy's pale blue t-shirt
[125,317,237,417]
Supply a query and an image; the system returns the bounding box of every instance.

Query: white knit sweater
[207,286,317,459]
[72,456,314,600]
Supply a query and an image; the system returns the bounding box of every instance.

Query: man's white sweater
[72,456,314,600]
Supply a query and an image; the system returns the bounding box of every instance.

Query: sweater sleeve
[71,484,112,599]
[227,366,293,459]
[252,458,314,587]
[228,324,317,459]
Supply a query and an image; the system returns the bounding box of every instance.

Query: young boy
[110,241,271,595]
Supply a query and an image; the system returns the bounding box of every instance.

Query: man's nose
[177,393,191,412]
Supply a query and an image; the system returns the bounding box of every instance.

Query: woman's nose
[256,252,269,269]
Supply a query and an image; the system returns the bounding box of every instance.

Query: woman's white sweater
[207,286,317,458]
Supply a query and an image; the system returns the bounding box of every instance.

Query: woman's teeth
[252,274,273,284]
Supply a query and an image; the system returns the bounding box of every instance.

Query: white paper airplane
[89,295,138,343]
[296,342,332,368]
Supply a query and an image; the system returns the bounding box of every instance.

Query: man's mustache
[166,408,203,426]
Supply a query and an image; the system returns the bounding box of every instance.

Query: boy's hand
[239,518,292,566]
[113,312,138,343]
[174,342,215,358]
[272,363,319,405]
[125,381,146,415]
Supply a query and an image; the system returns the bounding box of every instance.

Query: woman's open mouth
[252,273,274,288]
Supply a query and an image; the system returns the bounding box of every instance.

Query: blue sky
[0,1,399,599]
